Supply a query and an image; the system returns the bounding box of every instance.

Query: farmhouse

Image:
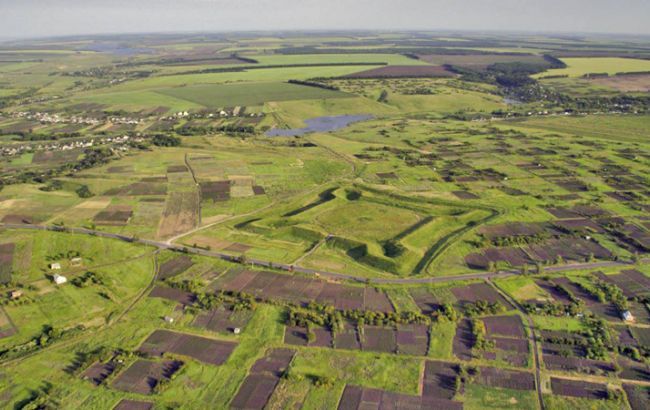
[70,257,83,266]
[53,274,67,285]
[49,262,61,270]
[9,290,22,299]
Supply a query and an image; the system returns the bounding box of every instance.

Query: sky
[1,0,650,40]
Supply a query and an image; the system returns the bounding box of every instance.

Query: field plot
[81,361,117,386]
[212,269,394,312]
[114,400,154,410]
[111,359,183,395]
[137,329,237,365]
[158,81,351,108]
[623,384,649,410]
[93,205,133,226]
[157,190,200,239]
[537,57,650,78]
[149,285,197,305]
[343,65,453,78]
[595,270,650,299]
[591,73,650,92]
[549,377,608,399]
[193,304,254,333]
[230,348,295,409]
[284,323,429,356]
[158,255,194,279]
[450,282,511,308]
[418,53,549,70]
[0,242,15,283]
[337,384,463,410]
[475,367,535,391]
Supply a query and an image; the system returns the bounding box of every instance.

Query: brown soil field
[114,400,154,410]
[157,190,200,239]
[591,74,650,92]
[344,65,453,78]
[417,53,548,70]
[137,329,236,365]
[111,359,183,395]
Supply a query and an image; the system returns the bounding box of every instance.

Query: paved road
[0,223,644,285]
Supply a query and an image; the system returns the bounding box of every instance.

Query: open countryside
[0,3,650,410]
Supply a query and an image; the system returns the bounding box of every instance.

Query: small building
[9,290,22,299]
[53,274,67,285]
[70,257,83,267]
[164,316,174,324]
[622,310,635,322]
[49,263,61,270]
[233,327,241,335]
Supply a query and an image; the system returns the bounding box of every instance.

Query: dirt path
[489,279,546,410]
[0,250,159,366]
[1,223,646,286]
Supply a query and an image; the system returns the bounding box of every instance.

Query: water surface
[266,114,373,137]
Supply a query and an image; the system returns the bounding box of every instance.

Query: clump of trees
[151,134,181,147]
[71,271,103,288]
[464,300,504,317]
[75,184,93,198]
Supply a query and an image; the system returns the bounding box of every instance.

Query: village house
[53,274,67,285]
[49,262,61,270]
[622,310,635,322]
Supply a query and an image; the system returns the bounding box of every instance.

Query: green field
[536,57,650,78]
[158,81,351,108]
[1,30,650,410]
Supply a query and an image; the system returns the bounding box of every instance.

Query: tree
[75,185,93,198]
[152,134,181,147]
[377,90,389,103]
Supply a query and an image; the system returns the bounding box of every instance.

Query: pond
[265,114,373,137]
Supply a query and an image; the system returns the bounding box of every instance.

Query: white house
[622,310,635,322]
[49,262,61,270]
[53,274,67,285]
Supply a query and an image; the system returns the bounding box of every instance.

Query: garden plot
[230,348,295,409]
[114,400,154,410]
[193,304,253,333]
[453,318,474,361]
[450,283,511,309]
[81,361,116,386]
[343,65,453,78]
[212,269,394,312]
[550,377,608,400]
[284,323,429,356]
[482,315,525,338]
[93,205,133,226]
[104,181,167,196]
[137,329,236,365]
[337,384,463,410]
[422,360,459,400]
[0,308,16,338]
[0,242,15,284]
[111,359,183,395]
[158,255,194,280]
[623,384,650,410]
[474,367,535,391]
[540,330,616,375]
[408,287,456,314]
[157,190,200,239]
[148,285,196,305]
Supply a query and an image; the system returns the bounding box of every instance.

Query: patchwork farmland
[0,29,649,410]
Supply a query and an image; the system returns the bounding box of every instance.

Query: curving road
[0,222,643,286]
